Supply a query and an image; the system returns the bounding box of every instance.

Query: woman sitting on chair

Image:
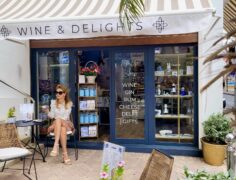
[45,84,74,165]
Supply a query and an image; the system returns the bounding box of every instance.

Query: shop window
[154,46,195,143]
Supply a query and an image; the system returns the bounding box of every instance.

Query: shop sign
[0,12,212,40]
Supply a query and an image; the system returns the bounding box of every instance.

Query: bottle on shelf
[171,83,176,94]
[163,104,169,114]
[156,84,161,95]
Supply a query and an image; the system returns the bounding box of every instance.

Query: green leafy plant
[203,113,232,144]
[119,0,144,30]
[100,161,125,180]
[7,106,16,118]
[184,167,234,180]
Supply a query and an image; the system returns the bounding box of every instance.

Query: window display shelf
[155,114,192,119]
[154,74,193,77]
[155,53,192,57]
[155,95,193,98]
[49,64,69,67]
[79,109,97,111]
[79,83,96,85]
[155,133,193,140]
[80,136,97,139]
[80,123,98,125]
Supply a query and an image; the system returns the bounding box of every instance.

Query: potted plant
[7,106,16,123]
[81,61,100,83]
[201,113,232,166]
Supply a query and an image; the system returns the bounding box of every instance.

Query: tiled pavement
[0,149,226,180]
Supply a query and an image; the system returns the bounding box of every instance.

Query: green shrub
[184,167,233,180]
[7,107,16,118]
[203,113,232,144]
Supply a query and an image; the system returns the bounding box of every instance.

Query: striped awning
[224,0,236,34]
[0,0,215,40]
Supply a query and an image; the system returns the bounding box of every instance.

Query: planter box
[201,137,226,166]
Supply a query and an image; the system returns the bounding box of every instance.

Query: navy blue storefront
[31,40,200,156]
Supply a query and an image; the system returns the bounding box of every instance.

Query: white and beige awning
[224,0,236,34]
[0,0,215,40]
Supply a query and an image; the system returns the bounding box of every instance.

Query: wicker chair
[0,123,37,180]
[139,149,174,180]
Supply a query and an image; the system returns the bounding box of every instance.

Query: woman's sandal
[62,153,72,165]
[50,144,59,157]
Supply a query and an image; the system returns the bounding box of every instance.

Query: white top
[48,100,72,121]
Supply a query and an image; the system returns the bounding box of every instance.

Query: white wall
[0,39,31,138]
[198,0,224,147]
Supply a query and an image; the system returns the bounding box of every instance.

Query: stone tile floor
[0,149,226,180]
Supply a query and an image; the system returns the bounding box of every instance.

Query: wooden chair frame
[139,149,174,180]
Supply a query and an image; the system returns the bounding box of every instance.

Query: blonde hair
[55,84,72,109]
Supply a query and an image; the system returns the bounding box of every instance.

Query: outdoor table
[15,120,46,172]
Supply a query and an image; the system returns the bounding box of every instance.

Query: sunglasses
[55,91,64,95]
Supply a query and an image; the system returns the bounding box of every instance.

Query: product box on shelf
[84,88,90,96]
[81,126,89,137]
[79,88,85,96]
[79,75,85,83]
[87,100,96,110]
[79,101,87,110]
[186,66,193,75]
[89,125,97,137]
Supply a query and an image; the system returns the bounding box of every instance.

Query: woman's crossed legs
[51,119,71,164]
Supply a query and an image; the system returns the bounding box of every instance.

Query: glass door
[112,50,147,142]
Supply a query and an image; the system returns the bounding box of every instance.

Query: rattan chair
[44,114,78,160]
[139,149,174,180]
[0,123,38,180]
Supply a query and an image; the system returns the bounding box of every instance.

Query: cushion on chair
[49,131,73,136]
[0,147,32,161]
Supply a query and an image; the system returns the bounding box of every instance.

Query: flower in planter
[81,65,100,76]
[100,161,125,180]
[100,172,109,180]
